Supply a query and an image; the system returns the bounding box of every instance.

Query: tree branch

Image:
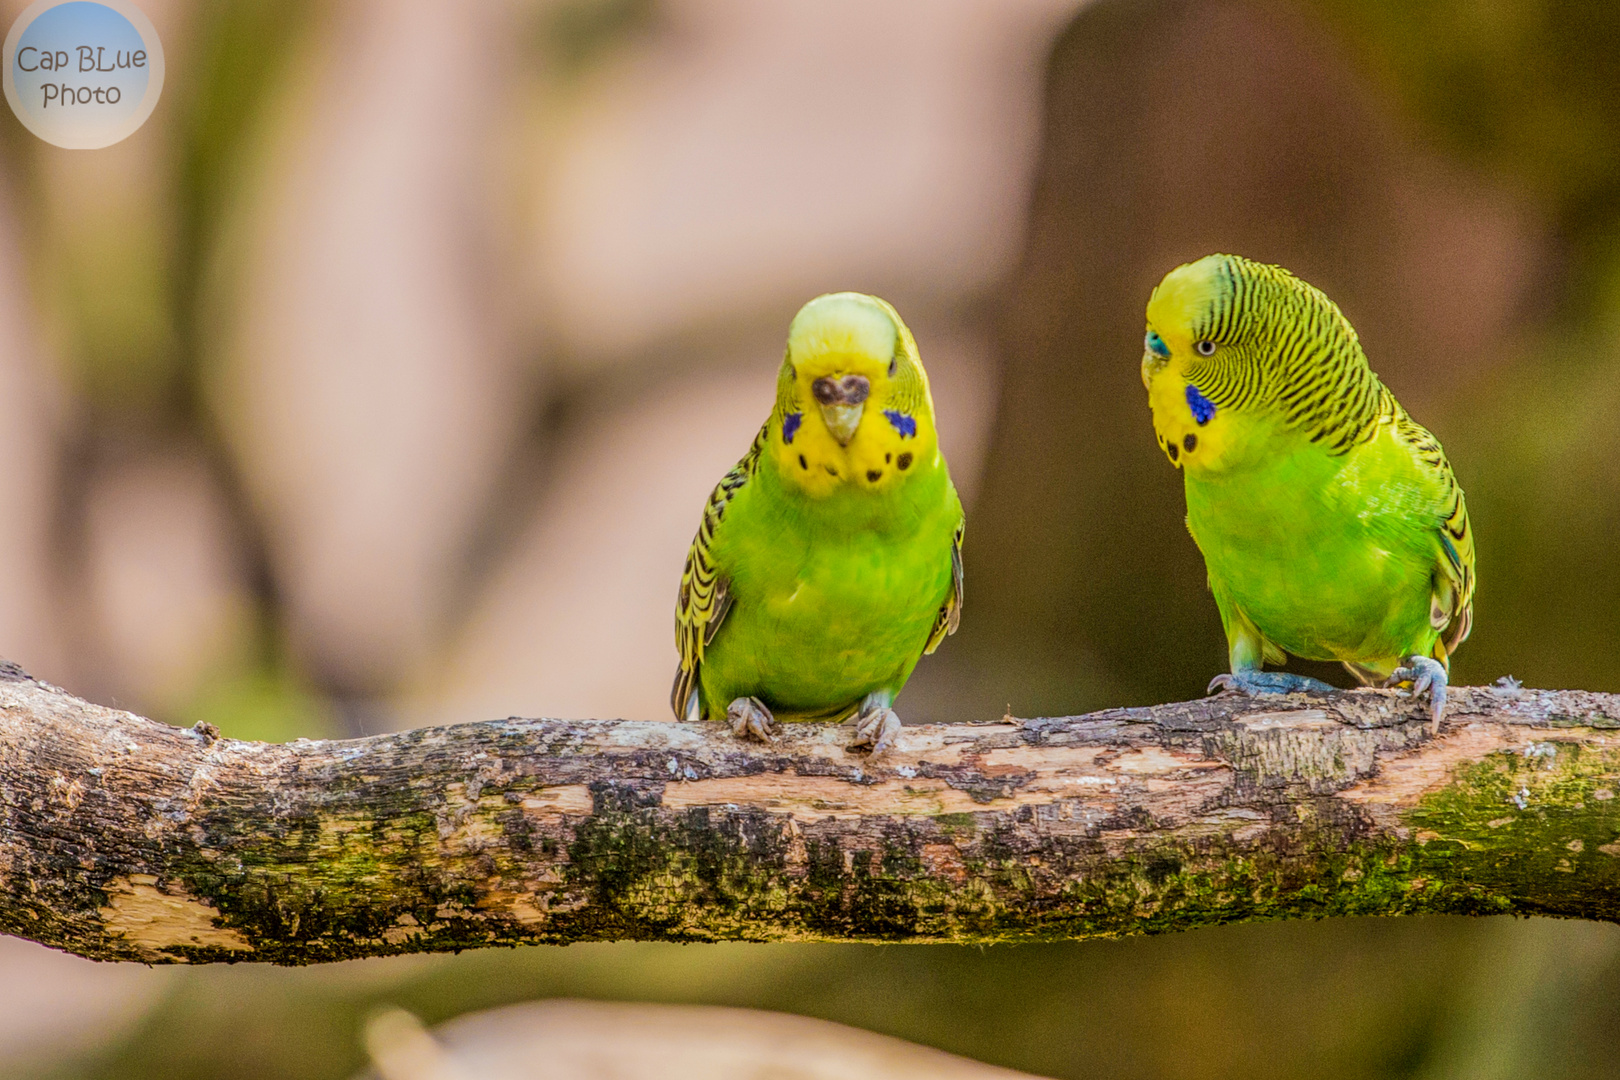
[1,662,1616,964]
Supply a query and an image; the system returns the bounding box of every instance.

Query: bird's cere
[812,373,871,447]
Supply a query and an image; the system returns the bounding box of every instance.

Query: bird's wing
[1433,476,1475,656]
[670,423,767,720]
[923,516,964,655]
[1396,414,1476,659]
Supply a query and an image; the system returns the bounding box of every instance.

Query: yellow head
[1142,253,1364,474]
[769,292,940,497]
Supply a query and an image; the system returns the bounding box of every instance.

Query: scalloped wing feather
[1394,413,1475,663]
[670,424,766,721]
[923,517,964,655]
[1434,482,1475,658]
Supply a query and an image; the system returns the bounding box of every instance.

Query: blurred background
[1,0,1619,1076]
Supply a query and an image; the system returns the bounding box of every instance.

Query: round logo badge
[3,0,164,150]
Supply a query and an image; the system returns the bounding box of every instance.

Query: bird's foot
[1383,656,1448,734]
[727,696,776,742]
[850,704,902,755]
[1208,670,1336,697]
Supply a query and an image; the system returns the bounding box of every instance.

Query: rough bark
[0,662,1616,965]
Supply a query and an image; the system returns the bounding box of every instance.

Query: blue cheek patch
[782,412,802,444]
[884,409,917,439]
[1185,384,1216,425]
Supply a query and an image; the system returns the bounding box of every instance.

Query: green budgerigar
[672,292,964,752]
[1142,254,1475,729]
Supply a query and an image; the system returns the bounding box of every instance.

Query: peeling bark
[0,663,1616,964]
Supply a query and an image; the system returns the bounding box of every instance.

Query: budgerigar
[1141,254,1475,730]
[672,292,964,752]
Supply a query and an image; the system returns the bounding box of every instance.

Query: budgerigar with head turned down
[1142,254,1475,730]
[672,292,964,753]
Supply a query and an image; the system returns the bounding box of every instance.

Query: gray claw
[1384,656,1448,734]
[850,706,902,754]
[727,696,776,742]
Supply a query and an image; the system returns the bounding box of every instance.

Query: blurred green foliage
[1310,0,1620,299]
[172,0,316,414]
[538,0,658,79]
[174,0,315,257]
[20,1,314,420]
[1443,328,1620,694]
[175,661,334,745]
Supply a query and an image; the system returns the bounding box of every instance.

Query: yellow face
[769,293,939,498]
[1142,258,1246,475]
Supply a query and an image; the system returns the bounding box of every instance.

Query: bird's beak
[820,403,863,446]
[812,374,870,447]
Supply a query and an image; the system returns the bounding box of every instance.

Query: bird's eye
[1195,340,1217,357]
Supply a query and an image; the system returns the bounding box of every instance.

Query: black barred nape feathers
[1173,254,1392,454]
